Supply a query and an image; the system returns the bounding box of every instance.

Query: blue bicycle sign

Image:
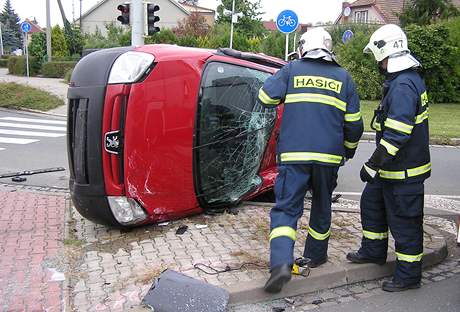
[276,10,298,34]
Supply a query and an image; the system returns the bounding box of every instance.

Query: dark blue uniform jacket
[258,58,363,166]
[372,69,431,182]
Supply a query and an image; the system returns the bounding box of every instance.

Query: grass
[0,82,64,111]
[361,101,460,139]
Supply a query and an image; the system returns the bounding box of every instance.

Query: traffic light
[147,4,160,35]
[117,4,130,25]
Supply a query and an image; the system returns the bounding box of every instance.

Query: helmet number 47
[394,40,403,48]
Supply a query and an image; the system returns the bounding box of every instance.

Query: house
[335,0,406,25]
[262,21,313,34]
[179,3,215,26]
[24,18,44,43]
[76,0,215,36]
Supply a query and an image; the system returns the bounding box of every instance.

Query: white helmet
[364,24,420,73]
[298,27,333,57]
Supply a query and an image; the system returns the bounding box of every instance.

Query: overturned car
[67,45,285,227]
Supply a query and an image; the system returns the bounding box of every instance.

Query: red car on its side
[67,44,285,227]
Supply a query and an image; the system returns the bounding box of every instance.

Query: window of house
[354,10,369,23]
[194,62,276,207]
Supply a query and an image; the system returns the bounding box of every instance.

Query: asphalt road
[0,109,68,189]
[337,141,460,197]
[317,274,460,312]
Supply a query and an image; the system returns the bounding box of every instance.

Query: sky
[2,0,345,28]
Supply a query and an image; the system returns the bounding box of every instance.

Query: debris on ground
[175,225,188,235]
[142,270,229,312]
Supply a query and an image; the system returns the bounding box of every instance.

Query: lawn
[0,82,64,111]
[360,101,460,139]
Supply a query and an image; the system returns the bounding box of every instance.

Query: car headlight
[107,196,148,225]
[108,51,155,84]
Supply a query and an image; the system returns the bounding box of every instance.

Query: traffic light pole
[131,0,144,46]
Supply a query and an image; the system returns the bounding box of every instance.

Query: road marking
[0,148,4,151]
[0,117,66,125]
[0,122,66,132]
[0,129,66,137]
[0,137,39,144]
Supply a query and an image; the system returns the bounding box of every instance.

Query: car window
[195,62,276,206]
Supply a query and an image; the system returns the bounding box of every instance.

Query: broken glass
[195,62,276,207]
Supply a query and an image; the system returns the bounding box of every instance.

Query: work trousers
[358,179,424,284]
[269,164,338,269]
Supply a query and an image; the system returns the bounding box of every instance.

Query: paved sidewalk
[65,197,448,311]
[0,185,67,311]
[0,68,68,116]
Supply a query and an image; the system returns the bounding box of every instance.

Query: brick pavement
[65,197,448,311]
[0,186,67,312]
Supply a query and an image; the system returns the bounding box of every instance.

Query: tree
[173,13,210,38]
[0,0,21,52]
[399,0,459,26]
[217,0,266,37]
[51,25,69,57]
[29,32,47,64]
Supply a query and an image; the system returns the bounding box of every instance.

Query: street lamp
[223,0,242,49]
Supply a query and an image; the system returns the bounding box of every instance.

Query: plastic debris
[142,269,229,312]
[195,224,208,229]
[48,268,65,282]
[11,176,26,182]
[158,222,170,226]
[176,225,188,235]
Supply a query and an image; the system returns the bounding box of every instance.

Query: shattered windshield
[195,62,276,207]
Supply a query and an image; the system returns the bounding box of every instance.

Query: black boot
[264,264,292,293]
[382,279,421,292]
[346,251,386,265]
[296,256,328,268]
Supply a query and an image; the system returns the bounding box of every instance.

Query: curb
[226,224,448,305]
[0,106,67,118]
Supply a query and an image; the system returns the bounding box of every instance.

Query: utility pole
[229,0,235,49]
[80,0,82,29]
[46,0,52,62]
[0,23,4,56]
[131,0,144,46]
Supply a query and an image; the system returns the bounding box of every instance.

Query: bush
[0,59,8,67]
[7,56,41,76]
[42,61,77,78]
[0,82,63,111]
[64,68,73,83]
[406,23,460,103]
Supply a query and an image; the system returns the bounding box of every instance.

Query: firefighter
[258,27,364,293]
[346,24,431,292]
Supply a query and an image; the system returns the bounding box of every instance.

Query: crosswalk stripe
[0,137,39,144]
[0,122,66,132]
[0,117,67,125]
[0,148,5,151]
[0,129,66,137]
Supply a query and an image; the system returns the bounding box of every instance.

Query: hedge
[42,61,77,78]
[0,59,8,68]
[7,56,41,76]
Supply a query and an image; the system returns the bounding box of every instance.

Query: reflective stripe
[378,162,431,180]
[308,227,331,241]
[344,140,359,149]
[407,162,431,177]
[363,230,388,240]
[258,88,281,105]
[364,164,377,177]
[379,169,405,179]
[269,226,296,242]
[384,118,414,135]
[374,121,382,131]
[421,91,428,106]
[380,138,399,156]
[280,152,343,164]
[415,109,429,124]
[396,252,423,262]
[345,111,362,122]
[285,93,347,112]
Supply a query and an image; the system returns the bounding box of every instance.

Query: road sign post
[276,10,298,61]
[21,22,31,77]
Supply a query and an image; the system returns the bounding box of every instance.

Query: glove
[360,162,378,183]
[360,144,395,183]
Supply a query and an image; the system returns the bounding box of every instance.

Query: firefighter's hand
[360,162,378,183]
